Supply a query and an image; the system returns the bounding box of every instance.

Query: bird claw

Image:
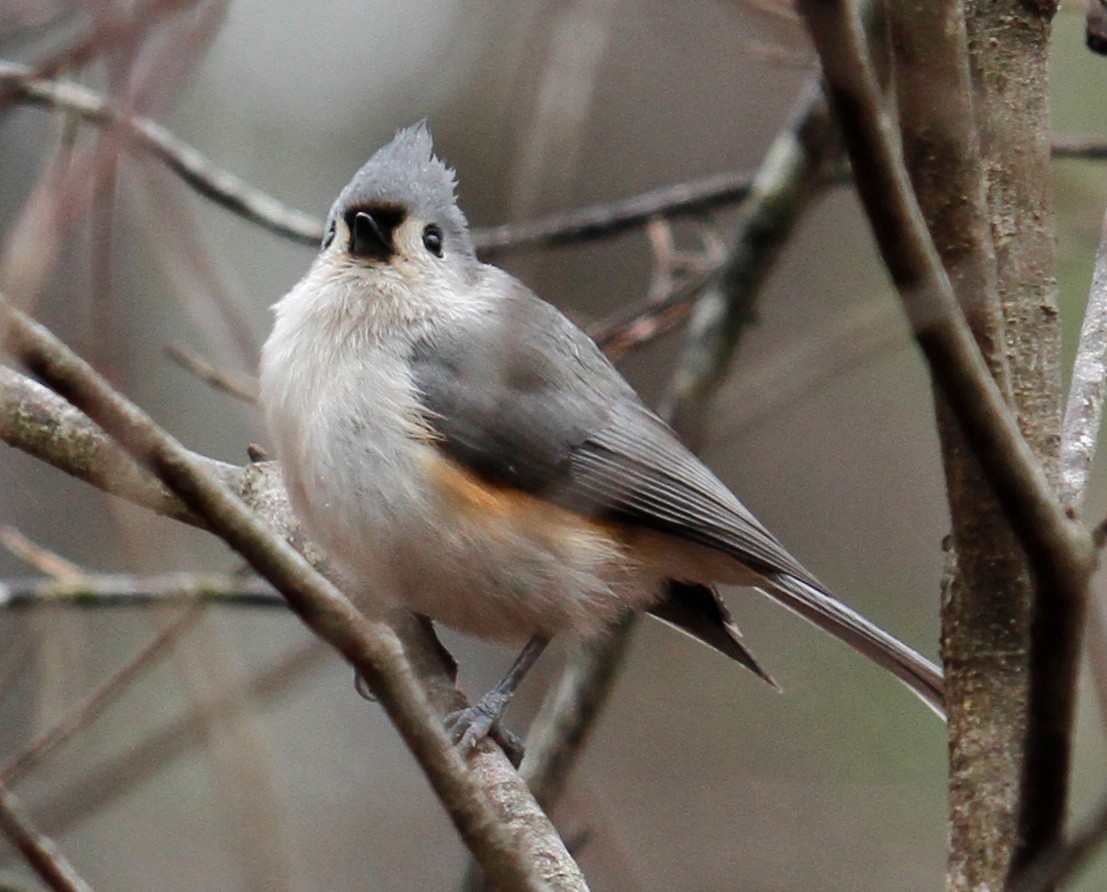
[353,672,377,702]
[445,693,525,766]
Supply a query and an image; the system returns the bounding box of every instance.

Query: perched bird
[259,123,943,749]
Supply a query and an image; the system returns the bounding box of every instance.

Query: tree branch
[0,784,93,892]
[660,77,838,446]
[886,1,1032,887]
[0,61,322,245]
[799,0,1092,874]
[516,69,844,841]
[5,59,1105,262]
[0,571,279,608]
[0,309,583,891]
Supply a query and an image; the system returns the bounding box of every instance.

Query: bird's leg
[446,635,549,760]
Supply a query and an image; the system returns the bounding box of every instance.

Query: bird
[258,123,944,751]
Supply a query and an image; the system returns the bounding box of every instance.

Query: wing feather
[407,274,944,714]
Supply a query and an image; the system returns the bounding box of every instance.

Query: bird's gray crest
[328,122,474,257]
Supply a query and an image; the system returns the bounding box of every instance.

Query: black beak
[350,210,394,261]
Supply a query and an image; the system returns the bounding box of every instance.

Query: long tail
[760,573,945,719]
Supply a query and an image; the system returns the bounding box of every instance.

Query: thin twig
[0,571,279,608]
[474,171,757,255]
[1009,785,1107,892]
[3,60,1107,256]
[0,308,582,891]
[0,61,323,245]
[165,343,259,404]
[0,784,93,892]
[661,77,839,446]
[798,0,1094,868]
[0,527,85,581]
[0,610,201,786]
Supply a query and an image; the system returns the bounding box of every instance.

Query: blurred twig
[591,218,726,361]
[474,171,757,255]
[1009,786,1107,892]
[0,61,322,245]
[517,66,844,839]
[38,641,326,837]
[0,572,278,608]
[0,610,200,786]
[0,784,92,892]
[0,527,84,582]
[660,78,839,447]
[165,343,259,404]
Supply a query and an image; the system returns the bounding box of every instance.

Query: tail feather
[760,573,945,719]
[648,580,779,689]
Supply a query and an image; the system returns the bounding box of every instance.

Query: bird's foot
[353,672,377,702]
[445,693,525,766]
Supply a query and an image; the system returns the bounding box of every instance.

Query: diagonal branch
[517,69,845,831]
[0,305,582,892]
[0,784,93,892]
[0,61,322,245]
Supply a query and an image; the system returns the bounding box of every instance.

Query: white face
[323,205,445,269]
[302,203,471,322]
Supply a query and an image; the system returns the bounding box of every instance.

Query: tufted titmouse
[259,124,943,749]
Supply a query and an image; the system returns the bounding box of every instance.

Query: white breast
[259,261,665,641]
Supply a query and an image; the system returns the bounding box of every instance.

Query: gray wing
[409,278,814,586]
[410,276,944,714]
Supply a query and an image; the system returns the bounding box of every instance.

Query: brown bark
[888,3,1031,889]
[962,0,1078,873]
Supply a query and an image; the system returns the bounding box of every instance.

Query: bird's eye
[422,224,444,257]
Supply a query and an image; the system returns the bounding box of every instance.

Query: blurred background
[1,1,1106,889]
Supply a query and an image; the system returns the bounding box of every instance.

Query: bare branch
[4,58,1107,263]
[473,171,756,256]
[36,642,327,838]
[0,784,93,892]
[517,71,844,831]
[0,61,323,246]
[661,78,839,446]
[165,343,259,404]
[0,571,279,608]
[799,0,1093,871]
[0,365,236,527]
[520,615,636,811]
[0,326,582,891]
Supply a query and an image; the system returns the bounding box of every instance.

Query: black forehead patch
[343,203,406,232]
